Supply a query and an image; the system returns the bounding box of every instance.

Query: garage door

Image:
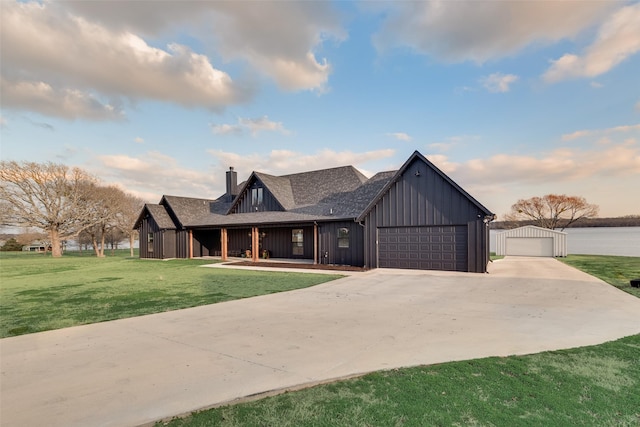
[506,237,553,257]
[378,226,467,271]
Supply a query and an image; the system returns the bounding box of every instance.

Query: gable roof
[284,165,368,207]
[497,225,567,236]
[132,204,176,230]
[161,195,229,228]
[137,150,492,230]
[356,151,493,222]
[289,170,396,218]
[228,165,369,214]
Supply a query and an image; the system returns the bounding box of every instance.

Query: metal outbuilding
[496,225,567,257]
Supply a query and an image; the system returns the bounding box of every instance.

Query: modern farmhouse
[134,151,495,272]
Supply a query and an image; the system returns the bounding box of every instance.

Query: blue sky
[1,1,639,218]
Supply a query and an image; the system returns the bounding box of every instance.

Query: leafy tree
[0,161,99,257]
[1,238,23,251]
[505,194,599,231]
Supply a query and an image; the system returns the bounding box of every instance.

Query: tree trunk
[91,234,101,257]
[100,224,107,258]
[50,229,63,258]
[100,226,106,257]
[129,234,135,257]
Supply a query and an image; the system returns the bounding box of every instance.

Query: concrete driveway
[1,257,639,427]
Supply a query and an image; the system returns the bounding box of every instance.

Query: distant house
[134,151,494,272]
[22,243,48,252]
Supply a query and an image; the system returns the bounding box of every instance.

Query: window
[292,229,304,256]
[147,232,154,252]
[338,227,349,248]
[251,187,263,206]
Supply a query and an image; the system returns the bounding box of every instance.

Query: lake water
[490,226,640,257]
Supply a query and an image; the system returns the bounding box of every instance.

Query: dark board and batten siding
[318,221,364,267]
[232,181,283,213]
[227,228,252,255]
[138,216,176,259]
[362,157,490,272]
[175,230,189,259]
[261,226,314,259]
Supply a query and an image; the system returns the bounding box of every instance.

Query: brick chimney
[226,167,238,201]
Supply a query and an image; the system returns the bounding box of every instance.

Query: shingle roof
[132,204,176,230]
[162,195,230,228]
[283,165,368,207]
[254,172,293,209]
[189,211,335,227]
[230,165,369,214]
[290,170,396,217]
[143,152,489,230]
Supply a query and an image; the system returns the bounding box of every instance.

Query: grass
[559,255,640,298]
[157,254,640,427]
[160,335,640,427]
[0,251,342,338]
[490,252,504,261]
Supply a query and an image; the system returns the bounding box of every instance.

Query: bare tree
[113,192,145,257]
[79,185,145,257]
[0,161,99,257]
[80,184,127,257]
[505,194,599,231]
[16,230,48,247]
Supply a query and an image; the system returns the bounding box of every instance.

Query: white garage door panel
[506,237,553,257]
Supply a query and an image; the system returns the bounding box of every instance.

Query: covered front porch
[190,224,320,264]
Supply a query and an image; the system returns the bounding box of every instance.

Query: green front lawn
[559,255,640,298]
[160,334,640,427]
[0,251,342,338]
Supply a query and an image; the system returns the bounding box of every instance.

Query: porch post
[251,227,259,262]
[188,229,193,259]
[313,223,318,264]
[221,228,228,261]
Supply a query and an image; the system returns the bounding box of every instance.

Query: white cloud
[0,77,124,121]
[372,2,614,63]
[1,1,343,120]
[211,123,244,136]
[590,81,604,89]
[1,1,247,118]
[428,135,479,152]
[62,1,345,92]
[239,117,291,136]
[211,116,290,137]
[95,148,395,202]
[437,144,640,185]
[480,73,518,93]
[428,141,640,217]
[0,115,7,128]
[561,124,640,141]
[134,137,144,144]
[386,132,412,141]
[96,152,215,202]
[543,3,640,82]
